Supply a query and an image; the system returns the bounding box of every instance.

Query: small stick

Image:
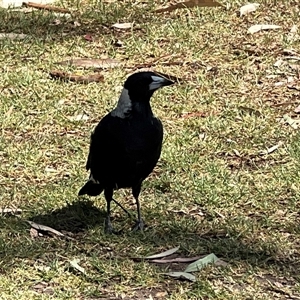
[22,2,71,13]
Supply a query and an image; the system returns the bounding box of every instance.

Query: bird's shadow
[30,199,107,233]
[1,199,299,279]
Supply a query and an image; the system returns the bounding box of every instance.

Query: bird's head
[111,72,174,118]
[124,71,174,102]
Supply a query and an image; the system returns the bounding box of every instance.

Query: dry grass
[1,0,300,299]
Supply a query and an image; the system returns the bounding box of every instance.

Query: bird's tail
[78,176,103,196]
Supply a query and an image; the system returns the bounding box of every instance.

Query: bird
[78,71,174,233]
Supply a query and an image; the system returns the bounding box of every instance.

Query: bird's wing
[86,114,122,175]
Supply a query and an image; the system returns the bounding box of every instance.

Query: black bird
[78,71,174,233]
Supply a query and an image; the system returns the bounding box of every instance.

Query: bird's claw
[132,219,144,232]
[104,218,115,234]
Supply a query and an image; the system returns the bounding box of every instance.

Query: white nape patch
[149,75,166,90]
[111,88,132,118]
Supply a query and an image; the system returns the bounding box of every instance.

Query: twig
[22,2,71,13]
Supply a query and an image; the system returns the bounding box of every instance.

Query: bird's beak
[149,75,174,91]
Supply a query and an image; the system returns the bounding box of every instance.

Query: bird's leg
[112,198,132,218]
[132,184,144,231]
[104,189,115,234]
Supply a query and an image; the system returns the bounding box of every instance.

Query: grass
[0,0,300,298]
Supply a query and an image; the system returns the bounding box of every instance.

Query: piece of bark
[49,70,104,83]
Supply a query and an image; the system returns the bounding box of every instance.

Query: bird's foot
[104,217,115,234]
[132,219,144,232]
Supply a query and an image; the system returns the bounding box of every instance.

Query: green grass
[1,0,300,298]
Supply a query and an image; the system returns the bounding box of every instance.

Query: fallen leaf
[57,58,120,69]
[238,106,261,116]
[69,259,86,274]
[45,167,58,174]
[181,112,208,118]
[155,292,168,298]
[259,141,283,155]
[112,39,124,47]
[240,3,259,16]
[68,113,89,121]
[287,25,298,42]
[294,105,300,113]
[26,220,65,237]
[0,208,22,214]
[30,227,39,238]
[164,271,196,282]
[0,33,27,40]
[283,114,299,129]
[50,19,61,26]
[155,0,223,13]
[83,34,93,42]
[289,64,300,72]
[273,59,284,67]
[49,71,104,84]
[73,21,81,27]
[32,282,54,295]
[274,81,285,87]
[283,49,299,56]
[248,24,281,34]
[290,25,298,33]
[145,246,180,259]
[149,256,203,264]
[112,22,133,30]
[52,12,71,19]
[284,56,300,61]
[184,253,225,272]
[287,84,300,91]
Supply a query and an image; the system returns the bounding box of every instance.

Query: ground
[0,0,300,299]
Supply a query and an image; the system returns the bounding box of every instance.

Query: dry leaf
[68,113,89,121]
[145,246,180,259]
[184,253,226,272]
[290,25,298,33]
[155,292,168,298]
[0,208,22,214]
[49,71,104,84]
[69,259,86,274]
[248,24,281,34]
[83,34,93,42]
[148,256,203,264]
[283,49,299,56]
[283,114,299,129]
[73,21,81,27]
[50,19,61,26]
[155,0,223,13]
[259,141,283,155]
[240,3,259,16]
[287,25,298,42]
[0,33,27,40]
[30,227,39,238]
[164,271,196,282]
[273,59,284,67]
[57,58,120,69]
[112,22,133,30]
[294,105,300,113]
[26,220,65,237]
[289,64,300,72]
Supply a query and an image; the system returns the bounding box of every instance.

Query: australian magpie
[78,71,174,233]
